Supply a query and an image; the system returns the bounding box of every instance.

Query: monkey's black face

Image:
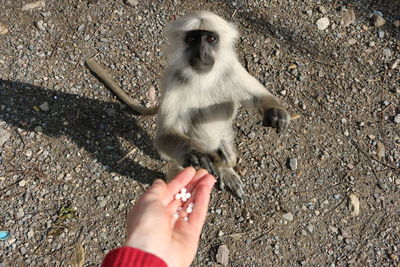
[184,30,219,73]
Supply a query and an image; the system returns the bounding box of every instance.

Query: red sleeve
[102,246,168,267]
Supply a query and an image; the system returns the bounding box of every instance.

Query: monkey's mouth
[189,57,215,73]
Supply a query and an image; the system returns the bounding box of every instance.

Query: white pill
[180,188,187,194]
[177,207,182,211]
[186,207,193,214]
[185,192,191,199]
[184,216,188,221]
[181,196,187,202]
[173,213,179,218]
[175,193,181,200]
[188,202,194,208]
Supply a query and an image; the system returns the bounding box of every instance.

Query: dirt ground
[0,0,399,266]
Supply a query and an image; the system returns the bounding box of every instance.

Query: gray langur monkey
[86,11,290,198]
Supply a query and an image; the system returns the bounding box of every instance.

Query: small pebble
[125,0,139,6]
[394,114,400,124]
[347,38,357,45]
[316,17,330,30]
[18,180,26,187]
[288,158,298,171]
[216,245,229,266]
[376,142,385,158]
[282,212,294,221]
[36,20,45,31]
[39,102,49,112]
[318,6,327,14]
[341,9,356,27]
[248,132,256,139]
[372,14,385,27]
[333,194,341,200]
[16,209,25,218]
[377,30,384,38]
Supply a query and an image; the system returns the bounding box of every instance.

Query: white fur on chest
[161,78,237,151]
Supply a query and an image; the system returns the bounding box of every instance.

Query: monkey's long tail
[85,58,159,116]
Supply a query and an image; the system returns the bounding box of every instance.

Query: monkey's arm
[85,58,158,115]
[235,66,290,132]
[155,131,219,176]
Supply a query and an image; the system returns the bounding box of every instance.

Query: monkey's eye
[206,34,217,44]
[185,35,196,44]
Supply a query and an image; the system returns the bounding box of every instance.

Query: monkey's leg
[215,137,245,198]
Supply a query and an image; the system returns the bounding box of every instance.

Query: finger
[163,167,196,205]
[187,175,215,230]
[185,169,209,192]
[165,169,209,208]
[146,179,167,198]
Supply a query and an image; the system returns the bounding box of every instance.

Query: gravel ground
[1,0,399,266]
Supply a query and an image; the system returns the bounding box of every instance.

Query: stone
[247,132,256,139]
[316,17,330,30]
[376,142,385,158]
[347,38,357,45]
[0,128,11,147]
[394,114,400,124]
[318,6,327,14]
[125,0,139,6]
[333,194,341,200]
[288,158,298,171]
[282,212,294,221]
[39,102,49,111]
[216,245,229,266]
[36,20,45,31]
[389,59,399,69]
[341,9,356,27]
[372,14,385,27]
[377,30,384,38]
[21,1,45,11]
[16,209,25,218]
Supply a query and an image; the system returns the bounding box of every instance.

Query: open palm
[125,167,215,267]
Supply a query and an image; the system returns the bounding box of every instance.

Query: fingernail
[152,179,164,185]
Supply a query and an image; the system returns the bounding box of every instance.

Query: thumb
[147,179,167,197]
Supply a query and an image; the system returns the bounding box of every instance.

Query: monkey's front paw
[183,151,218,177]
[263,107,290,132]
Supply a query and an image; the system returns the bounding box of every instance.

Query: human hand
[125,167,216,267]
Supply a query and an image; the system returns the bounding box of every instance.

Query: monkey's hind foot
[219,168,244,198]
